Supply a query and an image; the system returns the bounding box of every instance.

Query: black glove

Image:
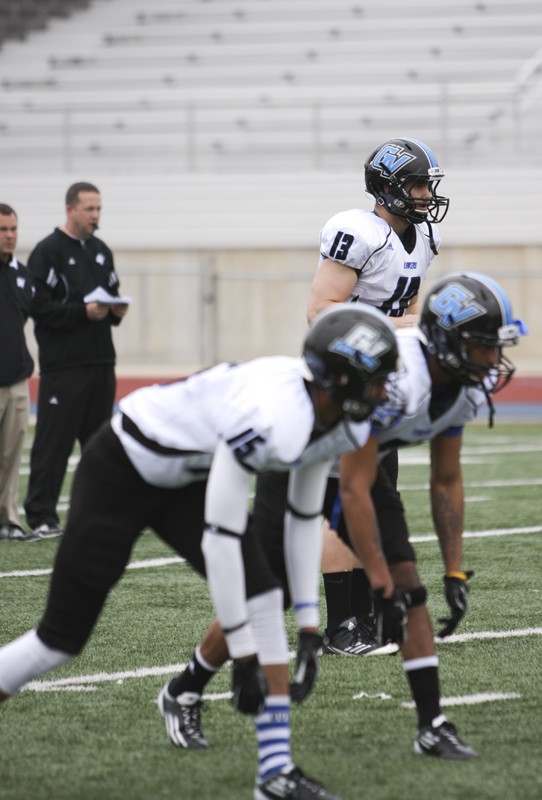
[231,655,267,715]
[372,588,408,646]
[437,570,474,638]
[290,631,323,704]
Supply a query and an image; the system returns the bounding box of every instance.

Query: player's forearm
[430,478,465,573]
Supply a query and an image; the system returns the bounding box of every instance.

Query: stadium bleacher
[0,0,541,174]
[1,0,541,380]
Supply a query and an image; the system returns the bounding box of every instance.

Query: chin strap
[426,220,439,255]
[481,383,496,428]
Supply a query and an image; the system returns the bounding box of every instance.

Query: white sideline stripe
[411,525,542,543]
[2,526,540,579]
[22,629,542,694]
[0,525,542,578]
[399,477,542,491]
[401,692,521,709]
[436,627,542,643]
[0,555,185,579]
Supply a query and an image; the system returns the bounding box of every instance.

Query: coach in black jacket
[24,182,129,538]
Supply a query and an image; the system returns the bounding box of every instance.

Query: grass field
[1,421,541,800]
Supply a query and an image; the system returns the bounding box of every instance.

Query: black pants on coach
[37,422,280,655]
[25,364,116,529]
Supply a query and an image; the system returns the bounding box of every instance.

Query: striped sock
[255,695,293,782]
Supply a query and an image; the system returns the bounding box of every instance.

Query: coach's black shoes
[32,522,64,539]
[322,616,398,656]
[254,765,339,800]
[157,685,209,749]
[415,716,477,760]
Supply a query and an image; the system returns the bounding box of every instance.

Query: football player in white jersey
[321,272,525,758]
[309,136,450,657]
[0,304,403,800]
[162,273,525,768]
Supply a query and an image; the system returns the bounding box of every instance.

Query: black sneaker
[322,617,398,656]
[415,716,477,760]
[254,765,339,800]
[0,524,41,542]
[32,523,64,539]
[157,685,209,749]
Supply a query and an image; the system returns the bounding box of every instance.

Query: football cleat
[157,686,209,749]
[322,617,398,656]
[415,716,477,760]
[254,765,339,800]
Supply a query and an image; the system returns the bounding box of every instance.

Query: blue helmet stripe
[465,272,514,325]
[401,137,439,168]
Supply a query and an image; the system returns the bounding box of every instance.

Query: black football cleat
[415,716,477,760]
[157,685,209,749]
[254,765,339,800]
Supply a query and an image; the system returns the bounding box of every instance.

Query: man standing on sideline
[24,182,129,539]
[0,204,40,542]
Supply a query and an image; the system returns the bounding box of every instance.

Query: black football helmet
[364,137,449,225]
[420,272,526,398]
[302,303,399,422]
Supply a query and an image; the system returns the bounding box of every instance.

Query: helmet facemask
[372,171,449,225]
[430,325,516,395]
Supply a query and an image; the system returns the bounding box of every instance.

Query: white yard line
[2,525,540,579]
[400,692,521,709]
[411,525,542,543]
[399,478,542,491]
[21,627,542,694]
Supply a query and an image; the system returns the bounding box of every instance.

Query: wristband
[446,571,469,581]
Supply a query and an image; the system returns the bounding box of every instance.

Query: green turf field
[1,421,541,800]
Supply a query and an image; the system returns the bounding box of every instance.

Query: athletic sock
[255,696,293,783]
[168,646,220,697]
[350,568,373,622]
[323,571,353,631]
[403,657,441,728]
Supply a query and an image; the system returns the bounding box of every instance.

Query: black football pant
[37,422,280,655]
[25,364,116,529]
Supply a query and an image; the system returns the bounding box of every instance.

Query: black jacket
[0,256,35,386]
[28,227,123,373]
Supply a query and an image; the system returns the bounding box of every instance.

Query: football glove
[372,588,408,646]
[231,655,267,715]
[290,631,323,704]
[437,570,474,638]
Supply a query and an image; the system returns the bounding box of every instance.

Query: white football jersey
[319,209,440,317]
[372,328,485,454]
[112,356,371,488]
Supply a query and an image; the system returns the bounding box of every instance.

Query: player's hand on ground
[372,587,408,645]
[231,655,267,715]
[290,630,323,703]
[438,571,474,637]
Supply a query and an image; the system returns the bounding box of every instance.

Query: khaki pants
[0,379,29,527]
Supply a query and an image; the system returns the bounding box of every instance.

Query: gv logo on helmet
[429,284,485,330]
[372,145,415,176]
[330,323,389,372]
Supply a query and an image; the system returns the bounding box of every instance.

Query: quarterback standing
[310,137,450,656]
